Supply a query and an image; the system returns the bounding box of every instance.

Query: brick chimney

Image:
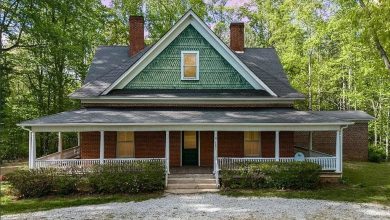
[230,22,244,52]
[129,16,144,57]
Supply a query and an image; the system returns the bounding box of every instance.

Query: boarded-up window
[117,131,134,158]
[181,51,199,80]
[183,131,197,149]
[244,131,261,157]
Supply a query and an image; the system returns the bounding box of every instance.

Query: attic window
[181,51,199,80]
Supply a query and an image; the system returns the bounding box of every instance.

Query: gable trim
[102,10,277,97]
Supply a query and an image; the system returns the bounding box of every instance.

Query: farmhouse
[18,10,373,190]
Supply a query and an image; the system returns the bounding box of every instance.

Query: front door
[182,131,198,166]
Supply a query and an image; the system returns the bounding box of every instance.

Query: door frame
[180,131,200,166]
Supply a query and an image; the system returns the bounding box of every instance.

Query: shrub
[52,174,79,195]
[87,162,165,194]
[368,145,387,163]
[6,162,165,198]
[6,168,56,198]
[220,161,321,190]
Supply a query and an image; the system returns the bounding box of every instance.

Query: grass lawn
[220,162,390,206]
[0,181,163,215]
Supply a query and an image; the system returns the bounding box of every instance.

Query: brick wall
[293,123,369,160]
[169,131,181,167]
[218,131,244,157]
[80,131,116,158]
[343,123,368,160]
[79,130,306,162]
[280,131,295,157]
[230,23,244,51]
[200,131,213,167]
[261,131,275,157]
[134,131,165,158]
[129,16,144,56]
[240,131,294,158]
[294,131,336,155]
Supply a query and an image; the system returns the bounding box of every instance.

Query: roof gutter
[18,122,354,127]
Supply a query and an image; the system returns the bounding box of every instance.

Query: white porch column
[77,132,80,146]
[309,131,313,157]
[28,131,32,169]
[336,130,341,173]
[31,131,36,169]
[275,131,280,162]
[165,131,170,174]
[100,131,104,164]
[58,132,62,153]
[213,131,218,174]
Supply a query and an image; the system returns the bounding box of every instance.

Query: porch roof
[18,108,358,132]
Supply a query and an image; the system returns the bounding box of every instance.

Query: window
[117,131,135,158]
[183,131,197,149]
[244,131,261,157]
[181,51,199,80]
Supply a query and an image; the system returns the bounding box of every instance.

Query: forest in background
[0,0,389,161]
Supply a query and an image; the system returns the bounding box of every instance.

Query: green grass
[220,162,390,206]
[0,181,163,215]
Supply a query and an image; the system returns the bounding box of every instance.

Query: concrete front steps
[165,174,219,194]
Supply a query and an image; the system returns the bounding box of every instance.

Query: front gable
[124,25,253,90]
[103,10,277,96]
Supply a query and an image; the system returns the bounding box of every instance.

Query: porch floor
[170,166,213,174]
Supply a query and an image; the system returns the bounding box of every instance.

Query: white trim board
[22,122,354,133]
[102,10,277,97]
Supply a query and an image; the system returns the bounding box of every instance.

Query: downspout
[339,125,349,177]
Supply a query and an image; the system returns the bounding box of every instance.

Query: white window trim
[181,51,199,80]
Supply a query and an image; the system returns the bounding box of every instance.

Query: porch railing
[294,146,334,157]
[35,158,166,170]
[37,146,80,160]
[35,159,100,169]
[218,157,337,171]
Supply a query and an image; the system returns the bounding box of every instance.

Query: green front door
[182,131,198,166]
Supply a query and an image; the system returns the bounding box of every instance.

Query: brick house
[18,11,373,187]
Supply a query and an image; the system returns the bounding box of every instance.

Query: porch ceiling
[18,108,354,132]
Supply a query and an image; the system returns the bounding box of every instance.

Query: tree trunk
[308,51,312,110]
[357,0,390,74]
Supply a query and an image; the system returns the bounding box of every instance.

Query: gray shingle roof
[311,111,374,122]
[84,46,130,84]
[236,48,303,98]
[19,108,354,126]
[70,46,304,99]
[70,46,152,98]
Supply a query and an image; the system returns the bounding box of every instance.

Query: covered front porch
[27,129,343,174]
[19,108,353,184]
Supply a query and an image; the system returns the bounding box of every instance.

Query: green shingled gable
[124,25,253,89]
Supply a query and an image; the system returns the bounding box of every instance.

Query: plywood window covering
[244,131,261,157]
[116,131,134,158]
[181,51,199,80]
[183,131,197,149]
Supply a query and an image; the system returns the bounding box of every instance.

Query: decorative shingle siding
[124,25,253,89]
